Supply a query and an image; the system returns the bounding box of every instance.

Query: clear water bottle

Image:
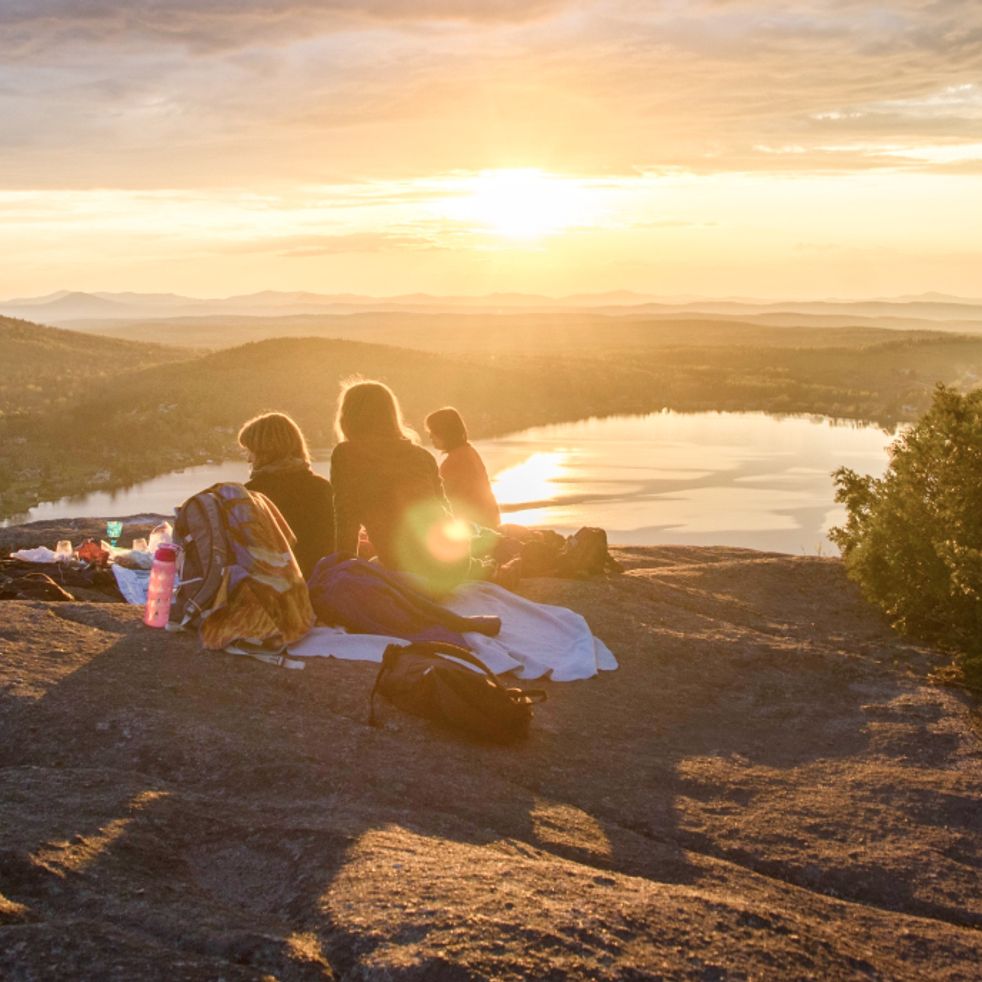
[148,522,173,553]
[144,544,178,628]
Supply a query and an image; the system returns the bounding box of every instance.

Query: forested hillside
[1,318,981,518]
[0,317,189,414]
[62,310,950,352]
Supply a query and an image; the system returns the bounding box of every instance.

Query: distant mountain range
[0,289,669,323]
[3,289,982,327]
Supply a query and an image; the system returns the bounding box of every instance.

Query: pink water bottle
[144,544,178,628]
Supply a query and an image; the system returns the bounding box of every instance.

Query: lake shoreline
[2,410,893,557]
[0,399,900,523]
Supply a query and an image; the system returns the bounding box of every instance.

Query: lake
[6,411,894,555]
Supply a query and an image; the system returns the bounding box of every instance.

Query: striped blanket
[197,483,314,654]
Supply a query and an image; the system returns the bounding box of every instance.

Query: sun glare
[492,452,567,506]
[446,169,594,240]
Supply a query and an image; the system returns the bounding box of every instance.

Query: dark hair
[425,407,468,450]
[335,379,417,443]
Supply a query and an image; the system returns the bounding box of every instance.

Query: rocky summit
[0,528,979,979]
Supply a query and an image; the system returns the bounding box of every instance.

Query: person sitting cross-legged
[238,411,334,579]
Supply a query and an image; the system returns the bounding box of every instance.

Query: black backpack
[370,642,546,743]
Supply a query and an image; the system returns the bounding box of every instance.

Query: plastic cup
[106,520,123,547]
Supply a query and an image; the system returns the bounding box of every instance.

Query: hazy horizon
[5,287,982,306]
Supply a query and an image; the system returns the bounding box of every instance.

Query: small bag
[556,526,621,577]
[370,641,546,743]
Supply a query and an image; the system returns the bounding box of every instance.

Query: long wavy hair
[334,379,417,443]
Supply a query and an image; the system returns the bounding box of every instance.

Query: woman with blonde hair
[331,380,474,593]
[238,411,334,577]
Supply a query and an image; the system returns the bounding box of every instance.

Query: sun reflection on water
[10,412,896,555]
[491,452,568,511]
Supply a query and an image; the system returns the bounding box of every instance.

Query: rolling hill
[1,332,638,516]
[2,317,981,518]
[49,309,975,354]
[0,316,190,414]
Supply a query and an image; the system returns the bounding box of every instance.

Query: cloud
[0,1,573,54]
[1,0,981,188]
[218,230,447,256]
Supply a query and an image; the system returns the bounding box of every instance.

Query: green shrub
[830,385,982,691]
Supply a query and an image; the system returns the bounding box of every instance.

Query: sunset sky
[3,1,981,299]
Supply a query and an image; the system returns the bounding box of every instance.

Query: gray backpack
[168,485,233,631]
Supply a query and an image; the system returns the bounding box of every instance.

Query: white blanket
[288,581,617,681]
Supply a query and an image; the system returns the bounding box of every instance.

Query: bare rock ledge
[0,528,979,979]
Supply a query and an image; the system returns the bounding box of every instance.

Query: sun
[447,169,593,241]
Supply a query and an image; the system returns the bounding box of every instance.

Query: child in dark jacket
[238,412,334,578]
[425,407,501,530]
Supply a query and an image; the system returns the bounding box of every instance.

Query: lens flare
[425,517,474,564]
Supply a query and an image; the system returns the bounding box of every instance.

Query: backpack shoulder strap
[405,640,501,681]
[396,641,544,702]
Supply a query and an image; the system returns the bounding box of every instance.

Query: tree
[830,385,982,690]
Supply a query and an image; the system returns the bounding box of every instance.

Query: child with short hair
[425,406,501,530]
[238,411,334,578]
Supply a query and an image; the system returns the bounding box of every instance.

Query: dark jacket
[308,553,500,646]
[331,437,469,592]
[245,466,334,578]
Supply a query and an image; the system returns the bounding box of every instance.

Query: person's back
[245,465,334,578]
[425,406,501,529]
[331,436,448,568]
[440,442,501,528]
[332,381,471,594]
[238,412,334,578]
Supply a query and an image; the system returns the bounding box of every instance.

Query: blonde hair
[238,412,310,468]
[335,379,417,443]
